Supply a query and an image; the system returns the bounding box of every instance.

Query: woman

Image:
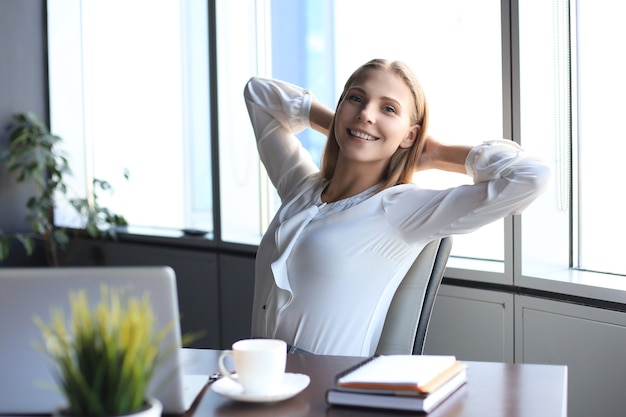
[244,59,549,356]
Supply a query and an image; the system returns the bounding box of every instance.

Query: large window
[48,0,212,235]
[520,0,626,279]
[47,1,626,286]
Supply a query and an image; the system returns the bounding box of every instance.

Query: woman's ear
[399,125,420,149]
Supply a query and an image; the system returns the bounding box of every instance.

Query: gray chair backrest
[375,237,452,355]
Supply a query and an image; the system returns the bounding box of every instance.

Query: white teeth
[350,130,378,141]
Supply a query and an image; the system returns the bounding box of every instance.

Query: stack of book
[326,355,467,413]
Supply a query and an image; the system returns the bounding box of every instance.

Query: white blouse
[244,76,550,356]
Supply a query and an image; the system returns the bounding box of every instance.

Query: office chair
[375,237,452,355]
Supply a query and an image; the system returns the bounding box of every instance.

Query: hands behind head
[416,136,472,174]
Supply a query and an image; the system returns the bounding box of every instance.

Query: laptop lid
[0,266,208,414]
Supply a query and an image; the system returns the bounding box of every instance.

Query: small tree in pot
[0,112,127,265]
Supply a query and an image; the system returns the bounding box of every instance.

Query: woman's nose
[356,104,375,123]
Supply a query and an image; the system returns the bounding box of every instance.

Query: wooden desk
[181,349,567,417]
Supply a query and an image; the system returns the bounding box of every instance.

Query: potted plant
[0,112,128,265]
[34,285,170,417]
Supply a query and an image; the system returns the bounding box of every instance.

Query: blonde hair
[320,59,429,189]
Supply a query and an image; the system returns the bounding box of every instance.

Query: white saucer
[211,373,310,403]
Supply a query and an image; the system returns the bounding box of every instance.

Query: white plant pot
[53,398,162,417]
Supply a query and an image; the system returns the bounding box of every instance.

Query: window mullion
[503,0,521,284]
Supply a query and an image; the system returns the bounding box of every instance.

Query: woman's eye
[348,95,362,103]
[383,105,396,113]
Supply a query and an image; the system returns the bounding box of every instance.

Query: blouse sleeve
[244,76,320,200]
[385,139,551,242]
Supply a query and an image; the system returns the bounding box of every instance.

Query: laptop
[0,266,209,414]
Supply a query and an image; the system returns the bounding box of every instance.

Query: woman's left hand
[416,136,472,174]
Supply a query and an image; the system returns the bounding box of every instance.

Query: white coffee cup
[217,338,287,395]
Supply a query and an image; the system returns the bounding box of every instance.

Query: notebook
[0,266,209,414]
[335,355,462,394]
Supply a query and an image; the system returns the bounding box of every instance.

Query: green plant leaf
[86,223,100,239]
[15,234,35,256]
[0,237,12,261]
[32,219,46,235]
[53,229,69,247]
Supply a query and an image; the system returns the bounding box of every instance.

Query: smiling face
[333,69,419,168]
